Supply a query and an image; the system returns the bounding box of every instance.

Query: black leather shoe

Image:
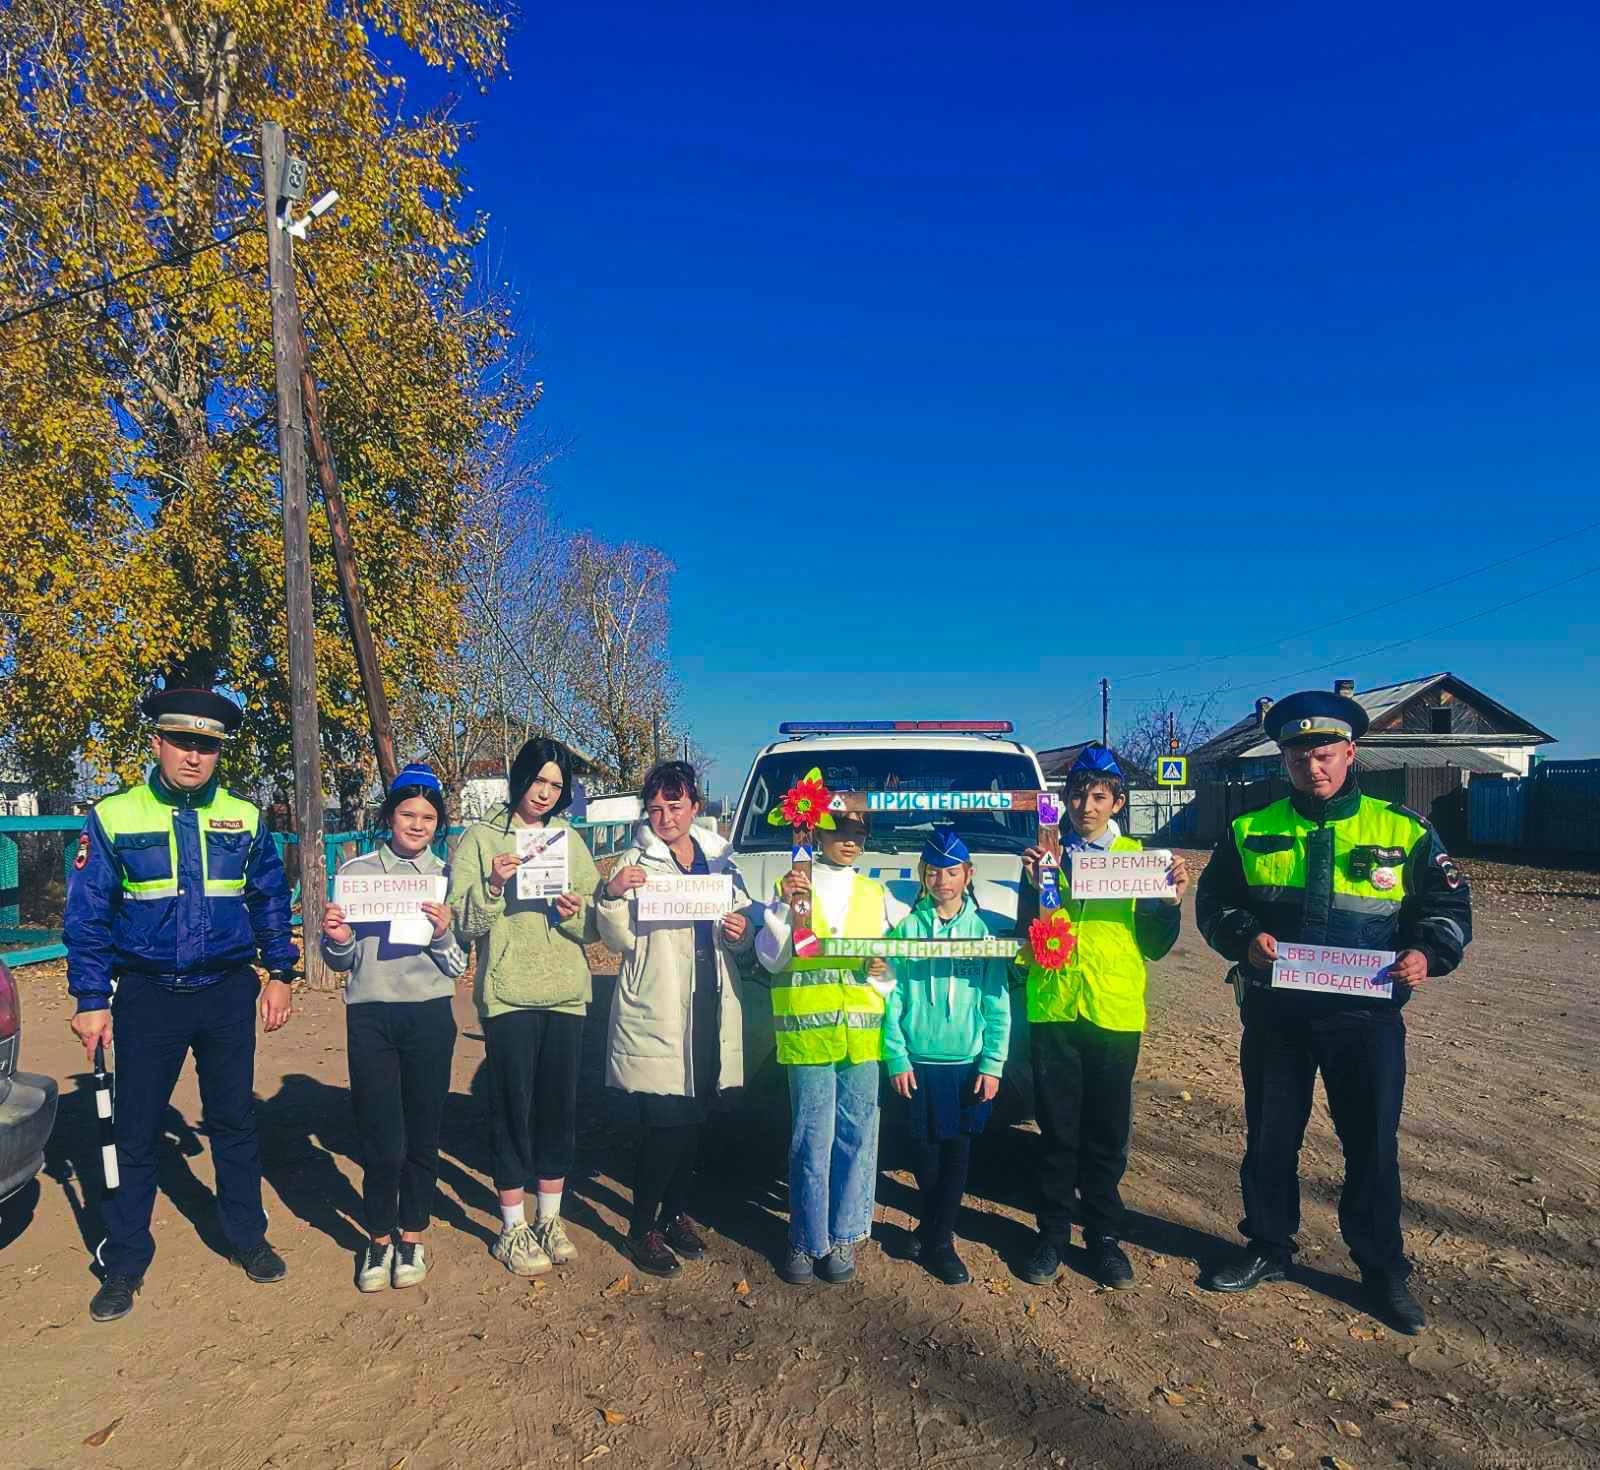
[1203,1251,1288,1293]
[923,1242,970,1287]
[90,1273,143,1323]
[1015,1233,1064,1285]
[627,1229,682,1278]
[1364,1272,1426,1335]
[236,1242,287,1284]
[1087,1236,1135,1290]
[661,1214,707,1260]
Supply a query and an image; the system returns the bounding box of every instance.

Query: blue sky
[403,2,1600,796]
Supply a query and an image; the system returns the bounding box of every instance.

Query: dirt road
[6,856,1599,1469]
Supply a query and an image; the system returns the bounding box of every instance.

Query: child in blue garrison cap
[881,826,1011,1286]
[1013,744,1187,1291]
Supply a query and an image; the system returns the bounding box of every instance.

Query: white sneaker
[491,1221,552,1278]
[392,1240,428,1289]
[534,1214,578,1264]
[358,1241,393,1293]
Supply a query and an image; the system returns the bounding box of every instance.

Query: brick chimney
[1333,678,1356,697]
[1255,697,1274,726]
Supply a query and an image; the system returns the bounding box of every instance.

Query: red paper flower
[1028,912,1077,972]
[781,774,833,828]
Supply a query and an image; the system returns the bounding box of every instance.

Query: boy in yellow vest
[1013,746,1188,1288]
[757,811,906,1285]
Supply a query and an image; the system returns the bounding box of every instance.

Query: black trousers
[346,997,457,1236]
[629,1123,700,1237]
[483,1008,584,1190]
[1032,1017,1142,1241]
[1238,994,1408,1276]
[905,1134,972,1248]
[101,968,266,1277]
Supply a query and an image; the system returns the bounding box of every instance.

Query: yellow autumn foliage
[0,0,531,797]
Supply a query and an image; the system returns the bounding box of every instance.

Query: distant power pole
[1100,678,1110,748]
[653,710,663,765]
[262,120,326,989]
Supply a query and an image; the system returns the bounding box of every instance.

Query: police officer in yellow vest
[1195,689,1472,1333]
[757,811,907,1286]
[65,688,299,1323]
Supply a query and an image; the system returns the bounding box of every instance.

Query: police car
[730,720,1047,1112]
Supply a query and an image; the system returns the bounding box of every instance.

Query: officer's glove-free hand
[260,978,293,1032]
[1390,949,1429,987]
[1246,932,1278,973]
[70,1009,112,1064]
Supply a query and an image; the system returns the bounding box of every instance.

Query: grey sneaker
[391,1240,428,1289]
[817,1241,857,1284]
[491,1222,552,1278]
[534,1214,578,1264]
[780,1245,815,1285]
[357,1241,393,1293]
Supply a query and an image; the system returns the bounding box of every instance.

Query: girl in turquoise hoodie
[882,826,1011,1286]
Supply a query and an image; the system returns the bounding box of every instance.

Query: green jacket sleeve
[555,828,601,945]
[978,960,1012,1076]
[881,965,912,1075]
[449,825,507,940]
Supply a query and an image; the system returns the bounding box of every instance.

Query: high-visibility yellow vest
[1026,835,1150,1033]
[770,871,888,1065]
[1232,796,1420,916]
[93,783,261,901]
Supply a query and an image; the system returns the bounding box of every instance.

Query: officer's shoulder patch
[1433,851,1464,889]
[73,830,90,870]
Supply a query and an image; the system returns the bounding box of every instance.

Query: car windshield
[735,747,1042,854]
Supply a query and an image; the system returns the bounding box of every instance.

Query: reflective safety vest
[93,782,262,901]
[1230,793,1424,950]
[770,872,888,1065]
[1026,835,1151,1033]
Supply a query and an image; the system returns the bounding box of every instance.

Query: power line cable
[0,226,249,330]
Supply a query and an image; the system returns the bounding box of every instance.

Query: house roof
[1351,743,1516,774]
[1190,672,1554,768]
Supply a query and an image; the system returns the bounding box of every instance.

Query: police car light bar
[777,720,1014,735]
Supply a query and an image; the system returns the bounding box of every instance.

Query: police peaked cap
[1266,689,1369,748]
[141,686,243,740]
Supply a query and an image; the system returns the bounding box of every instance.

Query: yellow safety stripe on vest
[93,782,261,902]
[1234,796,1421,908]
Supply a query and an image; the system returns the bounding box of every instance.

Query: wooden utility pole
[262,121,327,989]
[298,328,398,789]
[1100,677,1111,748]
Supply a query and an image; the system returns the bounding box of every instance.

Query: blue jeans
[786,1059,880,1257]
[101,968,268,1277]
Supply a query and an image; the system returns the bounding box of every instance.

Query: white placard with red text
[636,874,734,922]
[332,871,446,945]
[1271,944,1396,999]
[1069,847,1175,900]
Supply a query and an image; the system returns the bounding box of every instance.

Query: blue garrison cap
[391,761,443,794]
[921,825,971,868]
[1069,744,1124,780]
[1266,690,1369,747]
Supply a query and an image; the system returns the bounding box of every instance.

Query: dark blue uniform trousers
[102,967,268,1277]
[1239,993,1408,1278]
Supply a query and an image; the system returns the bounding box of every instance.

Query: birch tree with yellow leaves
[0,0,531,797]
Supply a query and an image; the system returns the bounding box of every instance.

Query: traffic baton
[93,1040,119,1193]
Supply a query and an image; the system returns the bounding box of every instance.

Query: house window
[1429,706,1452,734]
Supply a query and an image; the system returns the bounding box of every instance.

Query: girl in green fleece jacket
[882,827,1011,1287]
[449,737,600,1279]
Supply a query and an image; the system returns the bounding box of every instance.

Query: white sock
[500,1201,527,1231]
[536,1189,562,1223]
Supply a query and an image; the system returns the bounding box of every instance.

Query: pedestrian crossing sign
[1156,756,1188,787]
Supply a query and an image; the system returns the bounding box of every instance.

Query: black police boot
[89,1273,143,1323]
[236,1241,288,1284]
[923,1241,971,1287]
[1087,1236,1135,1290]
[1203,1249,1288,1293]
[1364,1271,1426,1335]
[1015,1232,1065,1285]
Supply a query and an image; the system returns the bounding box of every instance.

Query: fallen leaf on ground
[600,1408,626,1427]
[1274,1446,1296,1461]
[602,1275,630,1297]
[1323,1458,1357,1470]
[734,1278,751,1295]
[1330,1418,1362,1438]
[1291,1336,1311,1354]
[84,1419,123,1448]
[1157,1388,1187,1406]
[1347,1324,1376,1341]
[1381,1398,1411,1412]
[1202,1337,1223,1348]
[579,1449,611,1465]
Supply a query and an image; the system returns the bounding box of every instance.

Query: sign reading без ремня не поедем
[1271,944,1397,999]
